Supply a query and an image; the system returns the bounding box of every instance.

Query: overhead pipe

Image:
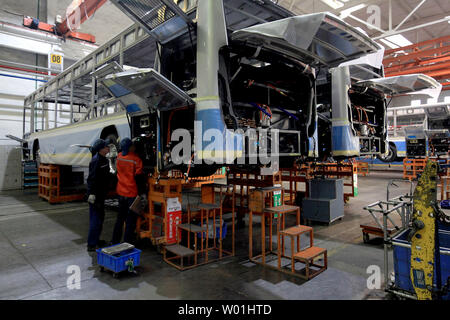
[0,73,47,83]
[0,64,56,76]
[0,67,51,80]
[0,59,53,72]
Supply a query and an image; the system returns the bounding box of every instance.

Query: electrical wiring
[166,106,190,144]
[249,102,271,117]
[257,103,272,124]
[354,105,370,124]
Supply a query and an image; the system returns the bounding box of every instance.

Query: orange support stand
[136,177,183,246]
[163,183,236,270]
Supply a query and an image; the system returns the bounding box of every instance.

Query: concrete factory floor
[0,171,412,300]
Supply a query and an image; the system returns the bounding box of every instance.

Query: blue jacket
[87,153,110,199]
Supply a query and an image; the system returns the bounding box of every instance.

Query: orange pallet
[280,166,312,205]
[38,164,85,204]
[403,158,428,180]
[356,161,369,176]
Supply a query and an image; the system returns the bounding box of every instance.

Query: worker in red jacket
[112,138,147,244]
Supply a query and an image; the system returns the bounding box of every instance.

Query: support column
[54,89,58,129]
[44,101,49,130]
[41,98,45,130]
[70,79,74,123]
[30,99,35,133]
[393,110,397,137]
[22,101,27,136]
[91,74,96,118]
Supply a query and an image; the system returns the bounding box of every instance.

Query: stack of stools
[278,225,327,280]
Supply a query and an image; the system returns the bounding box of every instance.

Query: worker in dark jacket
[86,139,111,252]
[112,138,146,245]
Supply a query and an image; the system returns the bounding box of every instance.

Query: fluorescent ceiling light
[340,4,366,18]
[320,0,345,10]
[385,34,413,47]
[379,34,412,49]
[379,39,399,49]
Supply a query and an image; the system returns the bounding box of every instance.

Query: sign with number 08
[48,52,64,73]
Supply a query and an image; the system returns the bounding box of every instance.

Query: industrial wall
[0,48,46,145]
[0,145,22,190]
[0,1,47,145]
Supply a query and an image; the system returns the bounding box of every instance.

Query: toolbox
[441,200,450,210]
[96,243,141,278]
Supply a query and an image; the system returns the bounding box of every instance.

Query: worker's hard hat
[91,139,107,154]
[120,138,132,156]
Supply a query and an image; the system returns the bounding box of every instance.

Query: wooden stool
[264,205,300,263]
[294,246,327,280]
[278,225,313,272]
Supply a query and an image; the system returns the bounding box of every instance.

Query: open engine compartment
[348,84,387,155]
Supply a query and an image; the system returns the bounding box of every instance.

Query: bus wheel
[378,143,397,163]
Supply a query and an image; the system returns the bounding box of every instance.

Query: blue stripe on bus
[332,125,359,153]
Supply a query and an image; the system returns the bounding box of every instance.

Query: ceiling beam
[394,0,427,31]
[373,15,450,40]
[395,0,435,40]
